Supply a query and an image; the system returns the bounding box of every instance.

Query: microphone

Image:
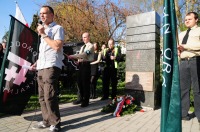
[38,21,43,38]
[39,21,43,25]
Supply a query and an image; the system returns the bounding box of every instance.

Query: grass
[190,107,194,112]
[24,79,195,112]
[24,78,125,112]
[24,94,77,111]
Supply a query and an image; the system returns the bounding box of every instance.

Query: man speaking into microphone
[30,5,64,132]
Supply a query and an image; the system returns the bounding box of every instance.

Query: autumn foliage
[50,0,137,45]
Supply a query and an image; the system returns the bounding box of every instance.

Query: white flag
[15,2,29,27]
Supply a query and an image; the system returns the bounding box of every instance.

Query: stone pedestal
[125,11,161,109]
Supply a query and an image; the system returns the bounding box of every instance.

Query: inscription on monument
[126,50,155,71]
[126,25,160,36]
[126,72,153,91]
[126,41,156,50]
[126,33,159,43]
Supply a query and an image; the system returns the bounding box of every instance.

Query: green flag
[161,0,182,132]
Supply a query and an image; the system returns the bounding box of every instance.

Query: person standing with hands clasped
[178,12,200,122]
[31,6,64,132]
[69,32,94,107]
[101,38,121,100]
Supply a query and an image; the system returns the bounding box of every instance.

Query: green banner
[0,15,39,115]
[161,0,182,132]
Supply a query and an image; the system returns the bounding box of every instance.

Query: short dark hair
[93,42,99,51]
[0,43,3,52]
[109,38,115,44]
[186,12,198,20]
[42,5,54,15]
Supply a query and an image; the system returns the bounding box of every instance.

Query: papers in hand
[22,65,31,69]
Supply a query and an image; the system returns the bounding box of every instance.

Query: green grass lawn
[24,78,125,112]
[1,78,194,113]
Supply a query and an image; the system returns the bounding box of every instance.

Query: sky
[0,0,47,42]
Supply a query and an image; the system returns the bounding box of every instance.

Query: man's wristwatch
[42,34,48,39]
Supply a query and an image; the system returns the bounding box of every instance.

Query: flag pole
[15,1,29,27]
[176,27,181,62]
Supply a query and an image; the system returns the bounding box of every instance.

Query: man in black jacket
[101,38,121,100]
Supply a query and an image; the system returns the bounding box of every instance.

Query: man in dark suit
[69,32,94,107]
[101,38,121,100]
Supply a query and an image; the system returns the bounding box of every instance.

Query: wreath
[101,95,141,117]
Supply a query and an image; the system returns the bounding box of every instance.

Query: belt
[80,61,90,64]
[181,56,200,61]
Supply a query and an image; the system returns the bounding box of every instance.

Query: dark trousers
[180,57,200,120]
[37,67,61,126]
[102,67,117,99]
[78,62,91,104]
[90,75,99,98]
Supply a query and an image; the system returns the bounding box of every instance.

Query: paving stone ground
[0,98,200,132]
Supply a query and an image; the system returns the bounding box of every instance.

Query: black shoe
[49,122,61,132]
[90,95,97,99]
[182,115,190,121]
[73,100,81,105]
[92,96,97,99]
[100,97,108,100]
[81,102,89,107]
[189,112,196,119]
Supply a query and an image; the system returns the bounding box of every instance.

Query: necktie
[182,28,191,44]
[81,45,86,53]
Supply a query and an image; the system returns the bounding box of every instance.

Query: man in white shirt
[31,5,64,132]
[178,12,200,122]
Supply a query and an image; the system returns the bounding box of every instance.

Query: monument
[125,11,161,109]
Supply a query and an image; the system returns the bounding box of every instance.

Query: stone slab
[126,25,160,35]
[126,33,160,43]
[126,41,156,50]
[126,11,160,28]
[125,72,153,91]
[125,89,156,108]
[126,49,155,72]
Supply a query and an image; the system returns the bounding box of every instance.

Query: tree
[30,14,39,32]
[45,0,137,45]
[123,0,200,31]
[175,0,200,31]
[2,31,9,42]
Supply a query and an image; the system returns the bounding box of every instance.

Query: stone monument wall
[125,11,161,109]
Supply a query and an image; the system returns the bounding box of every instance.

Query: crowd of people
[31,10,199,132]
[0,4,199,132]
[68,34,121,106]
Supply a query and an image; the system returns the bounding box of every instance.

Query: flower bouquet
[101,95,141,117]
